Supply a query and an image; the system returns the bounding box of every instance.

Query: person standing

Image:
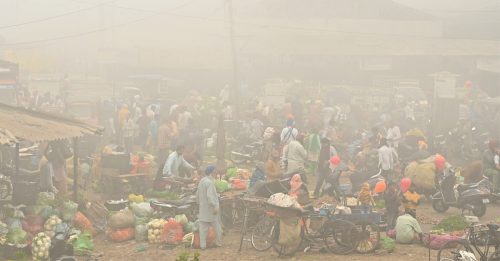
[378,138,398,181]
[122,115,137,152]
[313,138,337,198]
[384,181,400,231]
[386,121,401,149]
[284,134,307,173]
[157,117,177,166]
[136,109,151,149]
[196,165,223,249]
[483,140,500,192]
[281,118,299,168]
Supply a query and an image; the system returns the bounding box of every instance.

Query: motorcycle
[150,195,198,220]
[230,140,264,164]
[350,170,385,193]
[431,170,491,217]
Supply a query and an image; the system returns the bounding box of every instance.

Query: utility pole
[226,0,239,114]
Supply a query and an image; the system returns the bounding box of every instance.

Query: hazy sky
[0,0,497,73]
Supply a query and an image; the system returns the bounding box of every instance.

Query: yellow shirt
[403,191,421,210]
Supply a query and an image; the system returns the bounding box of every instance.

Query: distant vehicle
[0,60,19,105]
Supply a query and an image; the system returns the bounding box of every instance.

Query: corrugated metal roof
[0,103,103,144]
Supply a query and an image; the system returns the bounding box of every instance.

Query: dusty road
[88,201,500,261]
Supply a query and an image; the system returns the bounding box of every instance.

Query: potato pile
[147,219,166,244]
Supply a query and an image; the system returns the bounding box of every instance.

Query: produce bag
[214,180,230,193]
[36,192,55,207]
[73,232,94,256]
[161,220,184,245]
[6,217,23,230]
[73,212,96,235]
[183,222,197,233]
[192,227,215,249]
[107,227,135,242]
[278,217,301,246]
[147,219,166,244]
[226,167,237,179]
[135,223,148,242]
[404,161,436,192]
[22,214,44,235]
[38,206,59,220]
[231,179,247,190]
[128,194,145,204]
[108,209,135,229]
[31,232,51,261]
[423,234,461,250]
[267,193,301,208]
[61,201,79,222]
[44,215,62,238]
[174,215,188,226]
[130,203,153,218]
[6,228,28,246]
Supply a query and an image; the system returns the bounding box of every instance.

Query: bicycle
[437,223,500,261]
[250,206,358,256]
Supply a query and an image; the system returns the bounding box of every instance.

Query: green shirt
[395,214,422,244]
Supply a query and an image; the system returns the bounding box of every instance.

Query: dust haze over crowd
[0,0,498,94]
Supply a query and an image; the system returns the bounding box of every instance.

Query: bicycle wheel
[271,219,304,256]
[251,215,277,252]
[437,240,473,261]
[322,219,356,255]
[352,221,380,254]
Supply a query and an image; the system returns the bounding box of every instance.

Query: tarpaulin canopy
[0,103,103,145]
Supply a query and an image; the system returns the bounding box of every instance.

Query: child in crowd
[358,182,375,214]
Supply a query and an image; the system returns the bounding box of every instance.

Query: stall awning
[0,103,103,144]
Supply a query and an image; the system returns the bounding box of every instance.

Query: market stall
[0,103,103,203]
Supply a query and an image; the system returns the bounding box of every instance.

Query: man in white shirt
[386,122,401,149]
[378,138,398,180]
[162,145,196,178]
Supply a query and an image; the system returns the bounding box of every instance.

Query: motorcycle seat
[487,224,499,231]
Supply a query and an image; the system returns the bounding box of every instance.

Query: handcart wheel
[352,221,380,254]
[250,214,277,252]
[322,219,356,255]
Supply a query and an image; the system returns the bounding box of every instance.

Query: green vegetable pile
[381,237,395,253]
[432,215,467,232]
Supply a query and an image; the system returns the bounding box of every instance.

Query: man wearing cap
[196,165,223,249]
[322,155,349,197]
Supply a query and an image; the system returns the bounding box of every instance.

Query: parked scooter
[431,170,491,217]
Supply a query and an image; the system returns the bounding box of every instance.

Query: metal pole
[15,142,19,177]
[226,0,239,114]
[73,137,78,202]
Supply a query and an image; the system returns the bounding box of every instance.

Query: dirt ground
[86,201,500,261]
